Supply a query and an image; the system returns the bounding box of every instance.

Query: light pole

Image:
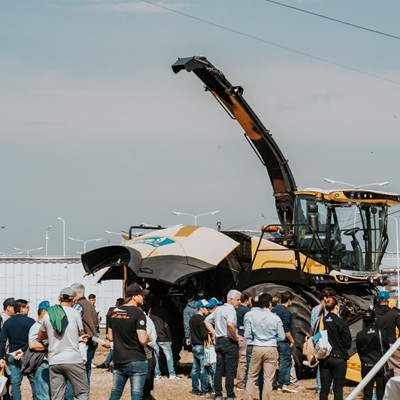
[388,216,400,308]
[57,217,66,256]
[14,247,43,257]
[171,210,220,226]
[0,251,23,256]
[323,178,389,189]
[67,237,102,253]
[45,225,52,256]
[105,230,123,244]
[105,230,121,236]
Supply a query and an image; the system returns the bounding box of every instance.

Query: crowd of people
[0,284,399,400]
[310,288,400,400]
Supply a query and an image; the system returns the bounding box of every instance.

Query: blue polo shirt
[271,304,292,342]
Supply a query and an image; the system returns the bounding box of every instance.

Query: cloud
[86,0,187,14]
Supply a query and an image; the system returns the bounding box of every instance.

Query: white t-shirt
[29,321,41,343]
[29,321,48,361]
[40,306,84,365]
[145,315,157,348]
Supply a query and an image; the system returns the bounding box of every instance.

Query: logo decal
[139,320,145,325]
[134,237,175,248]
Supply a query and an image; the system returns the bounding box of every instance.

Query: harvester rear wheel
[245,283,312,377]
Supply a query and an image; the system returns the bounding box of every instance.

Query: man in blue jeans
[205,290,242,400]
[271,291,297,393]
[28,300,52,400]
[189,299,212,395]
[0,299,36,400]
[106,283,150,400]
[148,295,178,380]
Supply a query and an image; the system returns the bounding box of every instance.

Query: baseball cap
[60,287,75,300]
[38,300,50,311]
[3,297,15,307]
[377,290,390,301]
[197,299,212,309]
[207,297,223,308]
[125,283,149,297]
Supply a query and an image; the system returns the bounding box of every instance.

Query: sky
[1,0,400,256]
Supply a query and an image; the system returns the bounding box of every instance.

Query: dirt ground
[21,347,362,399]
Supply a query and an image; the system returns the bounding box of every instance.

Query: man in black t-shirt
[189,299,212,396]
[106,284,150,399]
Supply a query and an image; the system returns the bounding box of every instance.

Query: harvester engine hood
[82,225,239,286]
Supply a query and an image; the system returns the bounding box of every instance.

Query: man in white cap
[38,287,89,400]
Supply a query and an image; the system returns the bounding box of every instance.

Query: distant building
[0,256,122,326]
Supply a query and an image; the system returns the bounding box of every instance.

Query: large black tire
[245,283,312,377]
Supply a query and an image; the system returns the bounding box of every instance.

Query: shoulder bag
[314,317,332,360]
[204,334,216,366]
[0,367,7,396]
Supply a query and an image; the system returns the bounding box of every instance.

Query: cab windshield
[294,195,388,275]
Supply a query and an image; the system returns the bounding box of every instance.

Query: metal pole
[388,216,400,308]
[346,336,400,400]
[172,210,220,226]
[395,218,400,309]
[45,225,52,256]
[83,238,101,253]
[57,217,66,256]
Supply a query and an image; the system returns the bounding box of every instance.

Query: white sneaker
[169,376,180,380]
[154,376,163,380]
